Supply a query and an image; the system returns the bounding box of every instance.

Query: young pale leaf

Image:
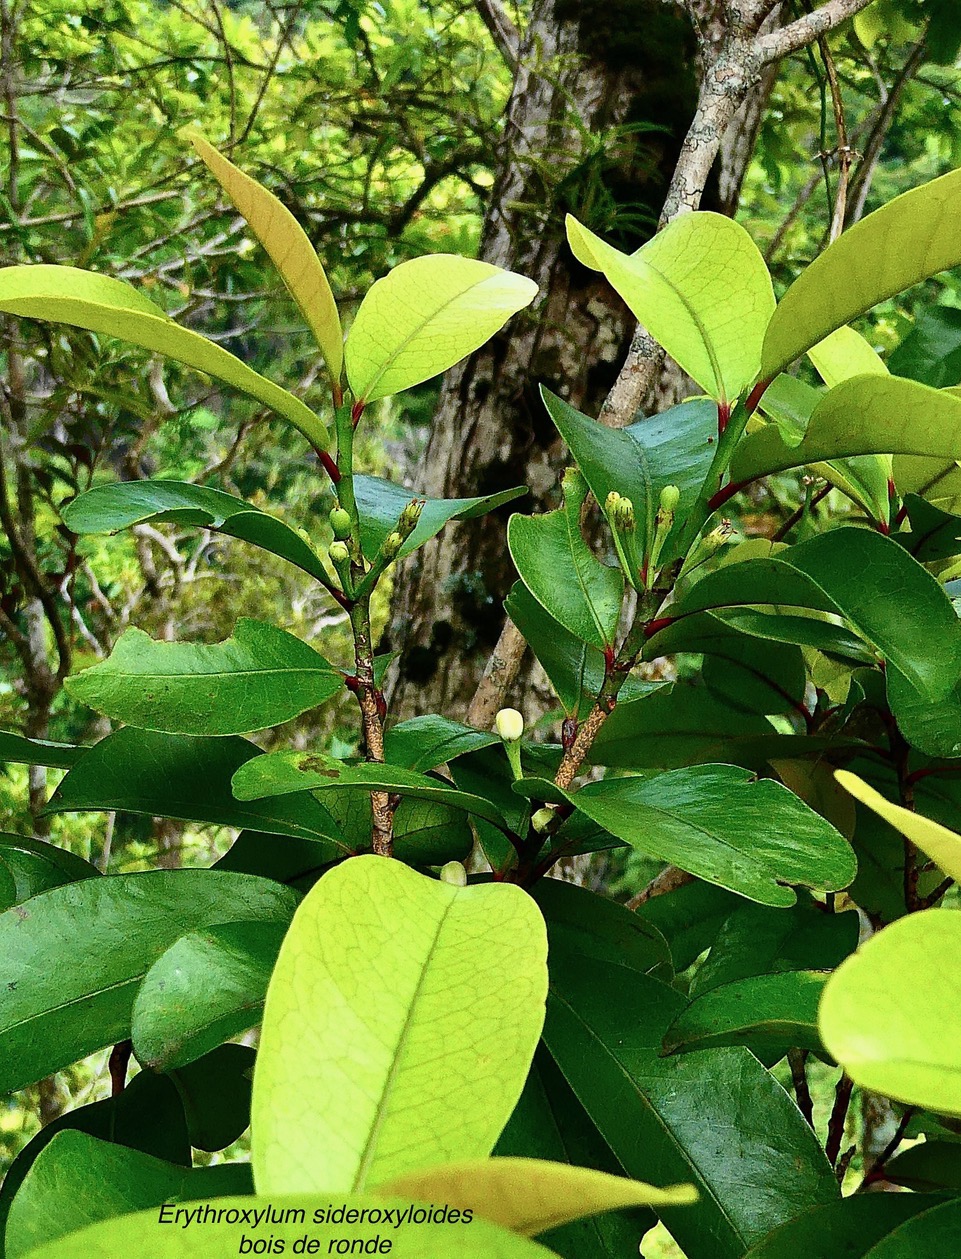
[23,1198,560,1259]
[345,254,538,402]
[567,213,774,404]
[0,265,329,449]
[836,770,961,884]
[132,920,287,1071]
[62,480,331,583]
[252,855,548,1193]
[378,1158,695,1236]
[508,509,623,649]
[187,131,343,383]
[731,375,961,485]
[526,765,856,906]
[354,474,525,561]
[46,728,348,851]
[807,325,888,388]
[761,167,961,379]
[661,970,828,1058]
[819,910,961,1115]
[5,1130,251,1259]
[0,870,295,1093]
[544,955,838,1259]
[65,619,343,736]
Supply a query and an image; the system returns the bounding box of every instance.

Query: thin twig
[826,1071,854,1165]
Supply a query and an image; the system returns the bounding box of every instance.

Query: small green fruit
[329,540,350,564]
[330,506,352,539]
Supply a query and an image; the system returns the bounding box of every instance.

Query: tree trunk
[385,0,772,720]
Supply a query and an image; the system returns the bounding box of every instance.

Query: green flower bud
[329,540,350,564]
[608,492,635,532]
[659,484,681,514]
[382,531,405,560]
[398,498,425,538]
[495,707,524,743]
[706,518,736,550]
[531,806,555,834]
[329,506,352,540]
[439,860,468,887]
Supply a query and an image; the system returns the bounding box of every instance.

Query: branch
[474,0,520,68]
[756,0,876,63]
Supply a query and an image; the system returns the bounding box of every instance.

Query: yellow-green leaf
[819,910,961,1115]
[186,131,343,385]
[807,326,888,389]
[23,1196,560,1259]
[835,769,961,884]
[378,1158,696,1235]
[566,212,775,404]
[0,265,328,450]
[251,855,548,1193]
[345,254,538,402]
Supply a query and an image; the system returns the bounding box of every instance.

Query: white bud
[495,707,524,743]
[439,861,468,887]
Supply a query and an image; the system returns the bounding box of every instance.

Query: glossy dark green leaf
[692,608,875,666]
[541,388,716,564]
[691,897,859,996]
[321,786,473,865]
[213,830,334,889]
[0,731,83,770]
[132,922,286,1071]
[662,970,828,1058]
[65,619,343,736]
[889,304,961,388]
[508,505,623,649]
[384,714,500,771]
[530,877,670,975]
[865,1199,961,1256]
[886,666,961,758]
[353,473,525,561]
[45,728,348,852]
[168,1043,255,1152]
[543,953,838,1259]
[4,1130,252,1259]
[506,583,655,720]
[633,879,742,972]
[231,752,512,832]
[901,493,961,562]
[741,1194,948,1258]
[0,834,99,908]
[495,1048,655,1259]
[536,764,857,906]
[0,1069,191,1252]
[666,529,961,701]
[61,479,330,582]
[0,870,295,1092]
[886,1140,961,1191]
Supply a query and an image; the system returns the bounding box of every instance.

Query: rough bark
[386,0,772,719]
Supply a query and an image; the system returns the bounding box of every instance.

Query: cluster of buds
[605,490,636,533]
[382,498,425,563]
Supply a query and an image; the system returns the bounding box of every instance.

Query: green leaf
[169,1044,256,1152]
[541,389,717,564]
[46,728,348,852]
[544,954,838,1259]
[0,264,329,449]
[690,896,859,996]
[567,213,774,404]
[808,325,888,388]
[5,1130,251,1259]
[65,619,343,736]
[317,787,474,867]
[23,1198,560,1259]
[354,474,526,562]
[633,879,742,972]
[742,1194,948,1259]
[384,715,500,772]
[62,479,331,583]
[886,1140,961,1191]
[231,753,512,833]
[863,1199,961,1256]
[528,765,856,906]
[345,254,538,402]
[761,167,961,379]
[889,303,961,387]
[0,833,100,907]
[508,509,623,649]
[901,493,961,561]
[660,607,874,666]
[0,870,295,1093]
[662,970,828,1058]
[377,1158,695,1236]
[132,921,287,1071]
[836,769,961,885]
[731,376,961,485]
[252,855,548,1192]
[663,529,961,701]
[530,877,670,975]
[0,730,82,769]
[187,131,343,383]
[819,909,961,1115]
